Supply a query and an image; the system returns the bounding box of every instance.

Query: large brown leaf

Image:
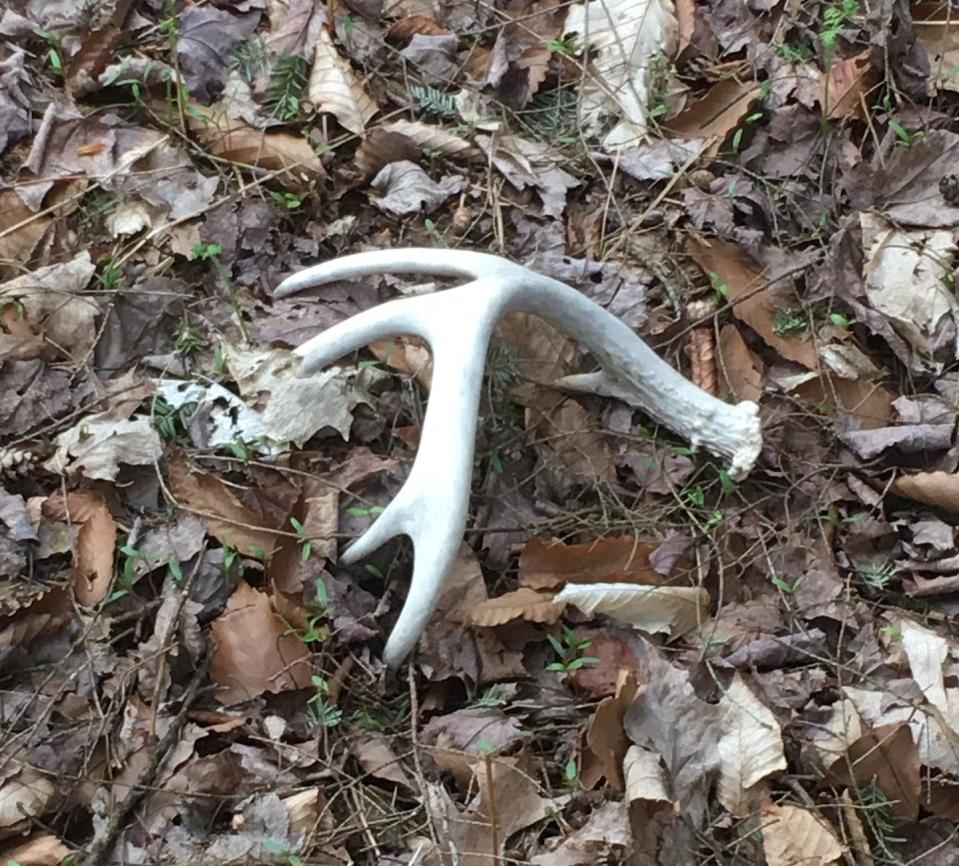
[210,580,312,705]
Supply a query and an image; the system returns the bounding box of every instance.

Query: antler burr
[275,249,761,667]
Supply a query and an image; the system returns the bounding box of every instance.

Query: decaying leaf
[210,580,312,705]
[556,582,708,637]
[564,0,679,146]
[47,412,163,481]
[624,744,672,809]
[716,674,786,815]
[892,471,959,514]
[915,3,959,94]
[760,803,843,866]
[861,212,958,365]
[687,234,819,369]
[168,453,282,557]
[527,397,615,485]
[584,671,640,789]
[665,78,760,156]
[370,160,464,216]
[823,51,876,119]
[520,536,670,589]
[718,323,764,402]
[308,29,378,135]
[43,491,116,606]
[0,767,57,836]
[464,586,565,627]
[0,833,71,866]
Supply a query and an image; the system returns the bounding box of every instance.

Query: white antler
[276,249,762,667]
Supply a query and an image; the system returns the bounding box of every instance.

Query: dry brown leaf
[527,398,615,484]
[760,803,843,866]
[464,587,565,627]
[687,234,819,369]
[716,674,786,816]
[891,471,959,514]
[189,110,324,185]
[823,51,877,119]
[267,478,338,595]
[210,580,312,705]
[349,731,416,790]
[168,453,282,558]
[386,15,452,39]
[43,491,116,606]
[685,326,717,394]
[665,78,761,156]
[0,192,50,274]
[379,119,474,159]
[825,724,919,822]
[0,833,71,865]
[584,671,639,789]
[624,744,672,809]
[355,129,422,179]
[718,324,764,402]
[370,336,433,388]
[308,29,378,135]
[790,374,894,430]
[520,536,668,590]
[556,583,708,637]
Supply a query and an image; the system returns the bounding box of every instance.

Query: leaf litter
[4,0,959,864]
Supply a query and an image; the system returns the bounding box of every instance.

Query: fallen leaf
[0,252,98,362]
[624,743,672,808]
[530,800,631,866]
[355,129,423,179]
[0,191,50,273]
[0,833,71,866]
[386,15,453,40]
[527,397,615,485]
[584,671,640,789]
[223,344,375,445]
[892,471,959,514]
[718,323,765,402]
[210,580,312,705]
[760,803,843,866]
[189,109,325,186]
[464,587,565,627]
[716,674,786,816]
[861,212,958,365]
[687,234,819,369]
[520,536,668,590]
[555,582,708,637]
[915,3,959,94]
[47,413,163,481]
[0,767,57,834]
[825,724,920,822]
[375,119,473,159]
[308,29,378,135]
[564,0,679,146]
[823,51,876,119]
[370,160,464,216]
[665,78,761,156]
[168,453,283,558]
[349,731,416,790]
[177,5,261,102]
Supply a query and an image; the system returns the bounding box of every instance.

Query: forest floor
[2,0,959,864]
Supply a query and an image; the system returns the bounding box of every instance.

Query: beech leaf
[555,582,708,637]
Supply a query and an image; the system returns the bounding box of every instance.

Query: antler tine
[277,248,763,667]
[274,248,511,298]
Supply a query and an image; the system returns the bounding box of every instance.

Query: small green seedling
[547,627,600,673]
[306,675,343,728]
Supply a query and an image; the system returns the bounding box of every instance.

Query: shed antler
[276,249,762,667]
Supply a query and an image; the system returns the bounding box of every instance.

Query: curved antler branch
[276,249,762,667]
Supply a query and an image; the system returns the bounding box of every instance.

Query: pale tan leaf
[861,212,958,362]
[900,618,949,711]
[760,803,843,866]
[210,580,312,705]
[308,29,378,135]
[283,788,328,837]
[624,744,671,806]
[564,0,679,146]
[717,674,786,816]
[378,119,474,158]
[189,110,324,184]
[464,587,565,627]
[0,833,71,865]
[555,582,708,637]
[892,471,959,515]
[0,768,57,832]
[47,413,163,481]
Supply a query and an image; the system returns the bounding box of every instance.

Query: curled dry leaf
[0,833,71,865]
[891,471,959,515]
[555,582,709,637]
[584,671,640,789]
[624,744,672,808]
[685,326,717,395]
[716,674,786,816]
[760,803,843,866]
[464,586,565,627]
[377,119,474,159]
[210,580,312,705]
[308,29,378,136]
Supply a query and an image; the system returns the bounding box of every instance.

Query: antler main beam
[275,249,762,667]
